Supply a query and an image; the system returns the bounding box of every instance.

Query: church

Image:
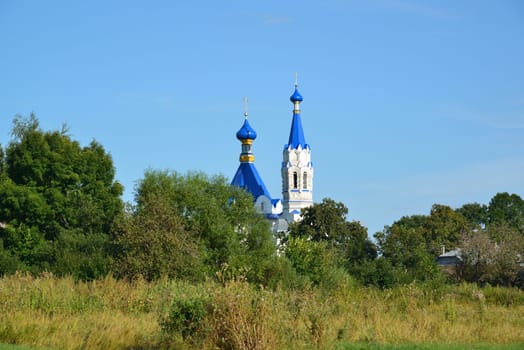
[231,82,314,232]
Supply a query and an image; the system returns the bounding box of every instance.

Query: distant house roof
[436,249,462,267]
[439,249,462,258]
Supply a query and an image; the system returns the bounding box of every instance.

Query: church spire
[281,77,314,222]
[286,78,309,150]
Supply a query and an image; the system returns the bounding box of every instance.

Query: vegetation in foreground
[1,273,523,349]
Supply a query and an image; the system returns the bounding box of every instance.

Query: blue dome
[236,118,257,140]
[290,87,303,102]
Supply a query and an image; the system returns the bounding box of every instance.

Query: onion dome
[290,87,303,102]
[236,116,257,141]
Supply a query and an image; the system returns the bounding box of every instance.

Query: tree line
[1,115,523,289]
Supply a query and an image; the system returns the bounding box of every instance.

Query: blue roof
[286,86,309,149]
[286,113,309,149]
[236,118,257,140]
[231,162,272,200]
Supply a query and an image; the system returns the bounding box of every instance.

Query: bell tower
[281,81,313,222]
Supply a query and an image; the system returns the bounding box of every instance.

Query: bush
[160,296,209,342]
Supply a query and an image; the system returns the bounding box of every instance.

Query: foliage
[454,193,524,287]
[458,224,524,288]
[114,197,205,282]
[375,204,474,285]
[488,192,524,230]
[423,204,469,256]
[0,115,123,278]
[116,170,278,284]
[161,296,209,342]
[457,193,524,233]
[288,198,377,282]
[375,224,443,284]
[289,198,350,243]
[285,236,333,286]
[456,202,489,229]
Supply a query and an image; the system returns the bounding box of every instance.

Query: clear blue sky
[1,0,523,236]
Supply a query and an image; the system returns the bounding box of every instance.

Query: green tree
[285,236,327,285]
[289,198,349,243]
[116,170,277,284]
[0,115,123,278]
[375,223,440,283]
[488,192,524,231]
[115,198,205,282]
[288,198,377,279]
[423,204,469,256]
[456,203,488,230]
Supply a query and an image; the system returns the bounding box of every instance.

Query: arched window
[303,172,308,189]
[293,171,298,189]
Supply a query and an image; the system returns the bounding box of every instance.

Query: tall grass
[0,273,523,349]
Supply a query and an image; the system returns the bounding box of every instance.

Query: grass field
[337,344,524,350]
[0,344,40,350]
[1,273,523,349]
[3,342,524,350]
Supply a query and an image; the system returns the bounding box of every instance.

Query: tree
[0,115,123,278]
[488,192,524,231]
[423,204,469,256]
[289,198,349,243]
[374,208,458,284]
[288,198,377,277]
[285,236,328,285]
[375,223,440,283]
[457,231,496,284]
[456,203,488,230]
[458,224,524,287]
[116,170,278,284]
[115,197,205,282]
[488,225,524,287]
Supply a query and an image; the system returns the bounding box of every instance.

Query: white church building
[231,82,313,231]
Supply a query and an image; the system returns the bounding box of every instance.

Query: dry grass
[0,273,523,349]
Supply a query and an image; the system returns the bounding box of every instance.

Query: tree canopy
[0,114,123,279]
[115,170,279,284]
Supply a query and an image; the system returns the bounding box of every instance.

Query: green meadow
[1,273,523,350]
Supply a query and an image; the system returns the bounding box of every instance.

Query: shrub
[160,296,209,342]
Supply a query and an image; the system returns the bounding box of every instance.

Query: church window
[303,172,308,189]
[293,172,298,189]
